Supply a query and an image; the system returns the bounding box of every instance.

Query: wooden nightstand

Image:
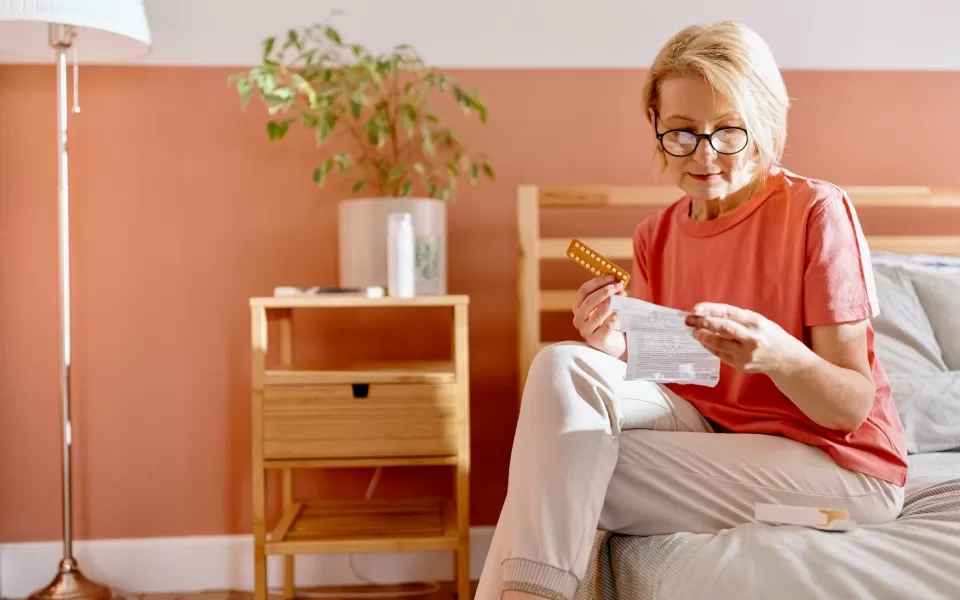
[249,295,471,600]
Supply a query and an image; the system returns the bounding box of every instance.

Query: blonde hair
[642,21,790,174]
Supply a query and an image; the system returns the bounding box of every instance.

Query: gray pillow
[890,371,960,454]
[906,270,960,371]
[871,266,948,376]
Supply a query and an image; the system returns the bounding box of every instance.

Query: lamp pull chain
[72,46,80,114]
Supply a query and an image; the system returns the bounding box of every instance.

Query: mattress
[574,452,960,600]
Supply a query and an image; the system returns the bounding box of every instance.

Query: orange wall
[1,66,959,542]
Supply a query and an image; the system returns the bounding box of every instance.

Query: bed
[516,184,960,600]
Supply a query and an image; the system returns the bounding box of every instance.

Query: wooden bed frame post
[517,185,541,398]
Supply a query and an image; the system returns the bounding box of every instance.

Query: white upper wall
[2,0,959,70]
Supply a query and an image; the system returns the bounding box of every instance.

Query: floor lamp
[0,3,151,599]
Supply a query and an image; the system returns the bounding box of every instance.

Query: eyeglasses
[654,115,749,157]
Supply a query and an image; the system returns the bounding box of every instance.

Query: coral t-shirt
[631,166,908,486]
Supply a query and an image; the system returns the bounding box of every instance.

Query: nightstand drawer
[261,382,459,459]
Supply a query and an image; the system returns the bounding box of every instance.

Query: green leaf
[296,48,318,65]
[452,85,481,117]
[351,89,369,107]
[262,36,276,60]
[402,113,415,138]
[413,162,426,175]
[364,118,388,148]
[399,180,412,196]
[421,122,435,156]
[326,111,339,130]
[389,166,404,182]
[351,178,368,193]
[267,119,292,141]
[427,183,438,198]
[316,112,338,144]
[324,26,342,45]
[475,102,489,123]
[284,29,301,52]
[312,157,337,187]
[469,163,479,183]
[482,161,495,180]
[333,152,350,174]
[268,87,294,102]
[291,73,317,107]
[300,111,319,128]
[263,86,295,115]
[313,166,327,186]
[399,103,417,138]
[250,66,275,91]
[236,76,252,108]
[375,58,395,77]
[360,58,384,86]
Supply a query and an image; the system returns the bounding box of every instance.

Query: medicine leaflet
[610,295,720,387]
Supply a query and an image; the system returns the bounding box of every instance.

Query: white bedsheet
[907,451,960,488]
[575,452,960,600]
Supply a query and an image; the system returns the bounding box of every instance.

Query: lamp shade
[0,0,151,61]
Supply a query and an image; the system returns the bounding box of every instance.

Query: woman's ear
[647,107,657,126]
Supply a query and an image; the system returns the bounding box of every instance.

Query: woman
[476,20,908,600]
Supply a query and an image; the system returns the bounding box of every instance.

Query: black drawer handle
[351,383,370,398]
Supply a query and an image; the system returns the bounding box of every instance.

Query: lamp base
[28,559,113,600]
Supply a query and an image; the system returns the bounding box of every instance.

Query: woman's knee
[526,342,613,391]
[528,341,590,377]
[522,341,624,417]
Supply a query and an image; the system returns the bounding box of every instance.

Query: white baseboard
[0,528,495,599]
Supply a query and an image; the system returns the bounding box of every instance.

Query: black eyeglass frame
[653,111,750,157]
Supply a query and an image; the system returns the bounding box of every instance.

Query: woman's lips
[689,173,721,181]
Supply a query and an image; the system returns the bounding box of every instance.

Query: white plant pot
[338,197,447,295]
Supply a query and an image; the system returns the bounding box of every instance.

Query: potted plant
[229,19,494,295]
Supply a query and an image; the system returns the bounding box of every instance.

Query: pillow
[871,251,960,274]
[904,270,960,371]
[870,265,948,376]
[889,371,960,454]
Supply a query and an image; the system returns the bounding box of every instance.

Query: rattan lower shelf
[266,498,459,555]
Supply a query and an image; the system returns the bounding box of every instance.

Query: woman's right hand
[572,274,627,359]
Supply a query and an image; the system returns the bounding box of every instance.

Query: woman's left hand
[685,302,808,375]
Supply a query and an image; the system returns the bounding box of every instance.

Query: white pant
[476,342,905,600]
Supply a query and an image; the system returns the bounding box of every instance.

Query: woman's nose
[692,136,717,164]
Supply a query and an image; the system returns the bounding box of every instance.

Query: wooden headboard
[516,184,960,393]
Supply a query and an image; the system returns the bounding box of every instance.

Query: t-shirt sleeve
[803,188,880,326]
[630,220,653,302]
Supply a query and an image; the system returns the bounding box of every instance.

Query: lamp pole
[29,23,112,600]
